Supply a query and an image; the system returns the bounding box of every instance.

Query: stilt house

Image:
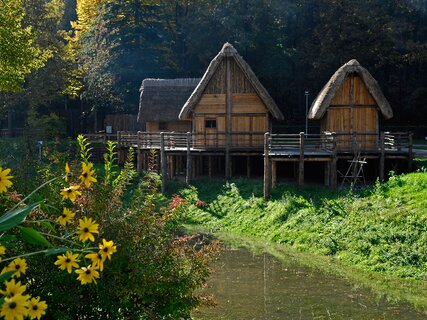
[308,59,393,151]
[137,78,200,132]
[179,42,284,149]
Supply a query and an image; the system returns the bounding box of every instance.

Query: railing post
[330,133,337,189]
[160,132,167,193]
[408,132,413,172]
[298,132,305,187]
[186,132,192,185]
[136,131,143,174]
[379,132,385,182]
[263,132,271,200]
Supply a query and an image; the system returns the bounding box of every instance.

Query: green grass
[172,171,427,280]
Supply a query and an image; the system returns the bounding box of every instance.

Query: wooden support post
[324,162,330,186]
[160,132,167,193]
[272,160,277,188]
[408,132,413,172]
[246,156,251,178]
[379,132,385,182]
[137,150,143,174]
[298,132,305,187]
[330,134,337,189]
[208,156,213,178]
[186,132,192,184]
[263,133,271,200]
[225,57,232,179]
[170,155,175,179]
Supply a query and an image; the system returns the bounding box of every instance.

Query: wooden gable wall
[193,58,269,148]
[321,74,379,150]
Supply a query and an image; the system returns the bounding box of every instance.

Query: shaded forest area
[1,0,427,136]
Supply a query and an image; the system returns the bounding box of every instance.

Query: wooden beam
[225,57,232,179]
[186,132,192,185]
[272,160,277,188]
[408,132,413,172]
[298,132,304,187]
[136,149,143,174]
[379,132,385,182]
[208,156,213,178]
[160,132,167,192]
[246,156,251,178]
[263,133,271,200]
[330,133,337,189]
[324,162,330,186]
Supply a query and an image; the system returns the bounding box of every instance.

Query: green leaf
[19,227,52,247]
[41,221,54,232]
[0,203,39,232]
[43,247,70,256]
[0,271,14,282]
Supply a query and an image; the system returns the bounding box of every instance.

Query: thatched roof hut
[137,78,200,124]
[309,59,393,120]
[179,43,284,120]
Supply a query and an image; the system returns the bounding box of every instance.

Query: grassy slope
[175,172,427,280]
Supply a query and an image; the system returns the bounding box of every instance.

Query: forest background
[1,0,427,136]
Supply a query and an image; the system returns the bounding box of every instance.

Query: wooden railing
[86,131,413,155]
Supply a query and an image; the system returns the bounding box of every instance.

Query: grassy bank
[172,171,427,280]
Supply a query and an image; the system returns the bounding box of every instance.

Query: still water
[193,246,426,320]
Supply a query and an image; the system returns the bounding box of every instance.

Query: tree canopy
[2,0,427,131]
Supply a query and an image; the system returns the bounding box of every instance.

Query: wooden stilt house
[179,42,284,149]
[137,78,200,132]
[308,59,393,151]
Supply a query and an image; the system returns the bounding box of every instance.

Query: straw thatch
[308,59,393,120]
[137,78,200,123]
[179,43,284,120]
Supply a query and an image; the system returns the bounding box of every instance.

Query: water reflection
[193,248,426,319]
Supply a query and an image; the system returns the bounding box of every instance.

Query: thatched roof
[137,78,200,123]
[179,43,284,120]
[308,59,393,120]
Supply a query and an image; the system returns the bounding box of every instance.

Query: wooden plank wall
[145,121,191,132]
[193,58,268,148]
[326,74,379,150]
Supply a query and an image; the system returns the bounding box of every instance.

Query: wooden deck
[85,131,414,195]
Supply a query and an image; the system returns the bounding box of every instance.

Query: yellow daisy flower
[54,251,80,274]
[79,162,97,188]
[85,252,105,272]
[0,279,27,297]
[75,265,100,285]
[0,293,29,320]
[0,244,6,261]
[99,239,117,261]
[1,258,27,278]
[0,167,13,194]
[60,185,81,203]
[56,208,75,226]
[64,162,71,182]
[78,217,99,242]
[27,296,48,320]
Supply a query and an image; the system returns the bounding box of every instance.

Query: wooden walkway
[85,131,413,197]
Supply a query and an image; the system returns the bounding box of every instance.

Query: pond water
[192,246,426,320]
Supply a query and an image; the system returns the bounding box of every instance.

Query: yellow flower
[75,265,100,285]
[60,185,81,202]
[99,239,117,261]
[64,162,71,182]
[0,167,13,194]
[1,258,27,278]
[27,296,48,320]
[79,162,97,188]
[0,244,6,261]
[85,252,105,271]
[78,217,99,242]
[0,279,27,297]
[54,251,80,274]
[56,208,75,226]
[0,293,29,320]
